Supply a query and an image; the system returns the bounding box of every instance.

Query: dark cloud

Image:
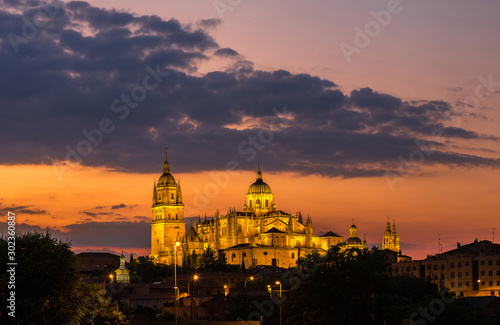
[0,1,498,180]
[0,203,47,215]
[0,220,150,249]
[111,203,127,209]
[214,47,239,57]
[197,18,221,29]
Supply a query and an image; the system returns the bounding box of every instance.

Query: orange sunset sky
[1,0,499,260]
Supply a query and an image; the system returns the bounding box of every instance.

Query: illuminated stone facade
[382,218,400,253]
[151,151,185,265]
[393,240,500,297]
[150,151,403,267]
[114,252,130,283]
[150,152,343,267]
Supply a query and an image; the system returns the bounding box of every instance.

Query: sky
[0,0,499,260]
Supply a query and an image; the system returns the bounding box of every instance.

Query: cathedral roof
[264,227,285,234]
[321,231,341,237]
[248,166,272,194]
[186,226,202,242]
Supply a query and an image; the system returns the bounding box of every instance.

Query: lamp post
[103,273,113,290]
[174,241,180,325]
[188,275,199,322]
[275,281,282,325]
[244,276,254,287]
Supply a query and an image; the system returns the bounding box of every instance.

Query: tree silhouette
[0,232,129,324]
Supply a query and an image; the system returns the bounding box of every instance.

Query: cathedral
[151,151,400,267]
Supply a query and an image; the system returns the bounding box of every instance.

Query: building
[114,251,130,283]
[151,150,344,267]
[382,218,400,253]
[343,221,367,250]
[151,150,405,267]
[393,239,500,297]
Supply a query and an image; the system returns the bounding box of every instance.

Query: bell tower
[151,148,185,265]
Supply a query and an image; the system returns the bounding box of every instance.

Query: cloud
[111,203,127,209]
[0,1,498,179]
[0,220,150,249]
[0,203,47,215]
[214,47,239,57]
[197,18,221,29]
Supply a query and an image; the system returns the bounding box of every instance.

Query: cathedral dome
[248,168,272,194]
[346,236,363,246]
[157,149,176,187]
[158,172,176,187]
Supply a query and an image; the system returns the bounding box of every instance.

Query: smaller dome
[346,237,363,246]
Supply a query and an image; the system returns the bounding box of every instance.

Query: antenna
[493,228,496,243]
[438,234,443,254]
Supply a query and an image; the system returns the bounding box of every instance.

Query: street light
[244,276,254,287]
[188,274,199,295]
[103,273,113,290]
[188,274,199,321]
[174,241,180,325]
[275,281,282,325]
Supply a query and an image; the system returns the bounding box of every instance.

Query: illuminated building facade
[393,239,500,297]
[150,151,404,268]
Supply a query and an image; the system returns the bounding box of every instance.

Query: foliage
[0,232,128,325]
[200,246,218,270]
[72,283,130,325]
[284,247,493,325]
[128,255,173,283]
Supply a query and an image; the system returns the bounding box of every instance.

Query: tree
[0,232,129,324]
[73,283,130,325]
[0,232,81,324]
[129,253,134,263]
[285,247,432,325]
[285,247,492,325]
[128,255,172,283]
[200,246,218,270]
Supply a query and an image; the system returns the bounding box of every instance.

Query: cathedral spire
[153,180,157,203]
[177,179,183,203]
[256,163,262,181]
[163,146,170,173]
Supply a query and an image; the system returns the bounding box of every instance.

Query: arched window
[171,193,174,200]
[238,224,242,234]
[168,213,171,219]
[256,199,260,206]
[296,241,301,248]
[249,200,252,208]
[292,253,295,259]
[176,213,178,220]
[265,199,268,207]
